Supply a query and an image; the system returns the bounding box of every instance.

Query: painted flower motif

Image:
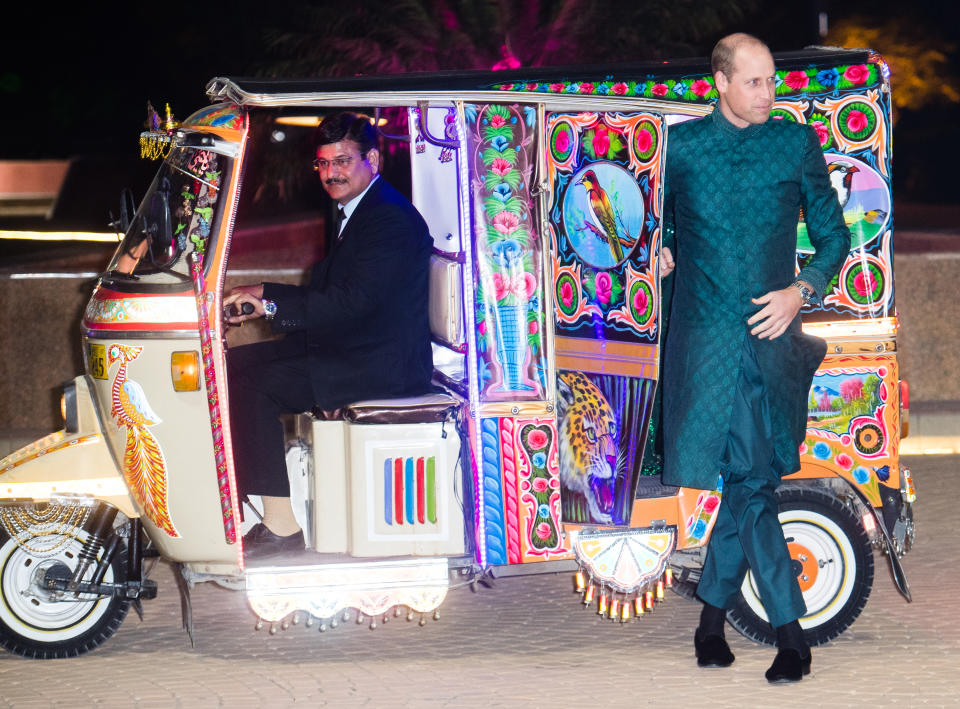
[784,70,810,90]
[673,81,688,96]
[853,466,871,484]
[844,64,869,84]
[537,504,550,518]
[853,269,877,296]
[817,68,840,87]
[691,79,712,97]
[498,84,515,91]
[651,83,669,97]
[528,320,539,334]
[810,119,830,146]
[478,319,487,336]
[813,442,832,460]
[490,114,507,128]
[566,83,580,93]
[595,272,613,303]
[550,83,565,93]
[560,280,574,307]
[835,453,854,470]
[579,82,595,93]
[846,109,869,134]
[528,429,549,450]
[799,442,809,455]
[490,135,510,152]
[595,83,609,94]
[491,157,513,176]
[492,210,520,235]
[532,477,548,492]
[611,82,629,95]
[493,183,512,202]
[635,128,652,155]
[536,522,552,540]
[525,83,538,91]
[532,453,547,469]
[593,124,611,157]
[703,495,720,514]
[554,127,571,154]
[632,285,648,314]
[691,519,706,537]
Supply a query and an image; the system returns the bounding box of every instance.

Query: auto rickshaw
[0,45,914,658]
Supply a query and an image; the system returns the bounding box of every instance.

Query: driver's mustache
[325,178,347,186]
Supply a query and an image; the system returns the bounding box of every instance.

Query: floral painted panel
[464,104,548,401]
[547,112,663,344]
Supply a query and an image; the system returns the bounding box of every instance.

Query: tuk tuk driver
[223,111,434,559]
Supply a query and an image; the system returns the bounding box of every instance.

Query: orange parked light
[171,351,201,391]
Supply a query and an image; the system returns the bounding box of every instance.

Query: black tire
[0,528,131,659]
[727,486,874,647]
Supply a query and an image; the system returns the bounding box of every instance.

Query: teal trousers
[696,337,806,628]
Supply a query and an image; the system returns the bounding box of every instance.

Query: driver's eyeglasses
[313,154,363,171]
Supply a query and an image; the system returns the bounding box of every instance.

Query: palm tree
[253,0,760,77]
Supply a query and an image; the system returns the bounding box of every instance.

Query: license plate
[88,343,107,379]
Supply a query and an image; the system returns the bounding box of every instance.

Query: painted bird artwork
[108,343,180,537]
[827,160,860,210]
[576,170,629,264]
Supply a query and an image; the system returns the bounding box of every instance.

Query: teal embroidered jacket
[660,108,852,490]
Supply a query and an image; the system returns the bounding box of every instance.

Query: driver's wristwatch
[791,280,814,305]
[261,299,277,320]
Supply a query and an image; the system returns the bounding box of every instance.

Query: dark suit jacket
[261,177,434,409]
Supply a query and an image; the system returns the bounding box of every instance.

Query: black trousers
[227,339,316,498]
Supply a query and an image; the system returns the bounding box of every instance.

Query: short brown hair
[711,33,770,78]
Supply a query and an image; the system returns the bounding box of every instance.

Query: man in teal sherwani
[660,34,851,683]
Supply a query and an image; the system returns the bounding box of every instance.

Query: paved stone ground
[1,455,957,708]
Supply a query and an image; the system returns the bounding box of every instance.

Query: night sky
[2,1,957,208]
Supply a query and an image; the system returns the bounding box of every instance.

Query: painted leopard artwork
[556,371,621,524]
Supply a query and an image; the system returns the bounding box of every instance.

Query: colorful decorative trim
[190,257,237,544]
[382,456,438,526]
[183,103,244,130]
[84,292,198,329]
[494,62,880,103]
[574,527,676,593]
[479,418,507,565]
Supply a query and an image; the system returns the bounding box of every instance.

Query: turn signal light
[171,351,201,391]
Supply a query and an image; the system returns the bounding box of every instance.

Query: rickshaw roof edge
[205,46,877,106]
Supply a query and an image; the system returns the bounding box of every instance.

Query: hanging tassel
[665,568,674,587]
[584,583,596,605]
[575,569,586,593]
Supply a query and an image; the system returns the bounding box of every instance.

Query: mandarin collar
[711,105,766,138]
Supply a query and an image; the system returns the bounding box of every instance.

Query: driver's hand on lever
[223,284,265,326]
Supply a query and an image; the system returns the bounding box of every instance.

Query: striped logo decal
[383,457,438,526]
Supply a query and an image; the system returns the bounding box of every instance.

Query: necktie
[334,206,345,239]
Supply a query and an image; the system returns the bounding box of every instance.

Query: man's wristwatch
[261,299,277,320]
[791,280,814,305]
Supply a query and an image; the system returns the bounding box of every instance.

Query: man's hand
[660,247,676,278]
[748,286,804,340]
[223,284,265,327]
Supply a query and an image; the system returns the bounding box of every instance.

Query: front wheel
[727,486,874,647]
[0,528,131,659]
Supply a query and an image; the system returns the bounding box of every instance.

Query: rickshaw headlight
[61,381,79,434]
[171,351,201,392]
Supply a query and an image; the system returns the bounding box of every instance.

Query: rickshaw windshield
[109,145,233,282]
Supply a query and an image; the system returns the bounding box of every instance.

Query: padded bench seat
[311,390,464,425]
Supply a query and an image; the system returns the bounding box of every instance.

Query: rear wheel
[727,486,874,647]
[0,529,130,659]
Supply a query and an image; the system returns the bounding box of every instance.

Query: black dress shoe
[765,648,812,683]
[243,523,304,559]
[694,630,735,668]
